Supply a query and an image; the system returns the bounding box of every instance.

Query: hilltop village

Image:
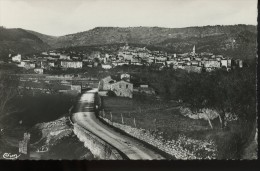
[6,44,244,98]
[8,44,243,73]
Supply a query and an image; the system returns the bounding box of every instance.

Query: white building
[227,59,232,68]
[60,61,82,68]
[18,61,26,68]
[60,54,70,60]
[124,52,134,61]
[19,62,35,69]
[101,64,112,69]
[29,63,36,69]
[110,80,133,98]
[34,68,44,74]
[99,76,115,91]
[12,54,22,63]
[183,57,191,61]
[220,59,228,68]
[203,60,221,68]
[48,62,55,67]
[49,52,59,56]
[71,85,81,94]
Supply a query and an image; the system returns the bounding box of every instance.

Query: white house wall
[110,81,133,98]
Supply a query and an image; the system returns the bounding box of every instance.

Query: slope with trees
[0,27,50,61]
[0,25,256,61]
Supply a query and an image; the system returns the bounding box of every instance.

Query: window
[126,84,128,89]
[119,84,122,88]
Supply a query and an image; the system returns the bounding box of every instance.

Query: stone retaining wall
[73,124,123,160]
[101,117,216,160]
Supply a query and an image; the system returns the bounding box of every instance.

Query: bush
[213,131,243,159]
[107,90,116,97]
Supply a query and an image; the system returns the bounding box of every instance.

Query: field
[101,96,210,140]
[100,96,252,159]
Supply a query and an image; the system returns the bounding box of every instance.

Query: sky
[0,0,257,36]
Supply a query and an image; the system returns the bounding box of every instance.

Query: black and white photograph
[0,0,257,160]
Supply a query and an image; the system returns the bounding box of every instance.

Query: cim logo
[37,145,48,153]
[3,153,21,160]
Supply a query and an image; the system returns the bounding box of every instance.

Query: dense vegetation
[0,66,20,121]
[174,63,256,158]
[10,94,76,126]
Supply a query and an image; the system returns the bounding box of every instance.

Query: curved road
[72,91,165,160]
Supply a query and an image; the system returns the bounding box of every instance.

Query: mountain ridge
[0,25,257,60]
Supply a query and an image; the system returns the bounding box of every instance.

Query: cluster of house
[98,73,155,98]
[9,52,84,74]
[8,44,243,74]
[104,44,243,72]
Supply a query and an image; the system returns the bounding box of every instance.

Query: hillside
[0,27,50,61]
[26,30,58,46]
[42,25,257,60]
[0,25,257,61]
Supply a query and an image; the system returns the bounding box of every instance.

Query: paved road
[72,91,165,160]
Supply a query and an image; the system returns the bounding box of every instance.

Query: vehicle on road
[77,90,101,112]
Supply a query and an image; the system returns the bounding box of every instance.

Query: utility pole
[153,118,157,131]
[121,113,124,125]
[134,117,136,128]
[110,112,113,125]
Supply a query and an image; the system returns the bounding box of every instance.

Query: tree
[207,67,256,130]
[107,90,116,97]
[175,72,217,128]
[174,66,256,130]
[0,71,19,120]
[0,48,10,62]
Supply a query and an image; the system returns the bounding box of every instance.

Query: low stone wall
[73,124,123,160]
[101,117,216,160]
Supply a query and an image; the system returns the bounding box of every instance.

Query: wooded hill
[0,27,50,61]
[0,25,257,61]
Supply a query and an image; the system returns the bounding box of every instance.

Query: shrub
[107,90,116,97]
